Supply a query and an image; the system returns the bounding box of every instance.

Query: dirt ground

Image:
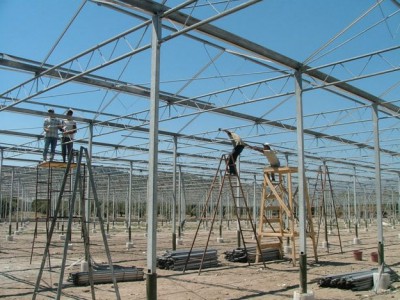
[1,219,399,300]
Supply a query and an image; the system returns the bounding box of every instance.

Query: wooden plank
[264,166,298,174]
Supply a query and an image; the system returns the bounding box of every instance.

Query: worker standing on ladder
[220,128,247,175]
[248,142,280,181]
[61,109,77,163]
[42,108,63,162]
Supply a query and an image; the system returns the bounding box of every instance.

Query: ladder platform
[263,166,298,174]
[38,161,77,169]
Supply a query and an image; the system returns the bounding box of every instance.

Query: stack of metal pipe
[69,265,144,286]
[224,247,281,263]
[318,266,399,291]
[157,249,219,271]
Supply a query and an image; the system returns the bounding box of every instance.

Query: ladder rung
[265,218,281,223]
[265,206,281,210]
[257,242,282,249]
[259,232,285,237]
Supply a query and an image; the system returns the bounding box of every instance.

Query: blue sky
[0,0,399,182]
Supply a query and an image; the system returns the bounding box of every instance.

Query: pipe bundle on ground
[69,265,144,286]
[224,247,281,263]
[157,249,219,271]
[318,266,399,291]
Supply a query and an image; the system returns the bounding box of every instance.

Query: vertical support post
[16,179,20,231]
[178,165,182,237]
[9,168,14,226]
[398,175,400,224]
[295,70,307,294]
[347,186,350,223]
[178,165,186,233]
[372,103,384,265]
[128,161,133,231]
[85,122,93,233]
[106,174,110,223]
[172,136,177,250]
[146,13,161,300]
[353,167,358,228]
[253,174,256,229]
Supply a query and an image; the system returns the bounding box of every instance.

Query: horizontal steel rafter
[1,54,398,160]
[119,0,400,116]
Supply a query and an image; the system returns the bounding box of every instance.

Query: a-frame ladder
[32,147,121,300]
[256,166,318,266]
[184,154,265,274]
[312,163,343,253]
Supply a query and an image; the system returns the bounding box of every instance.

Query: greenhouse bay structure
[0,1,399,299]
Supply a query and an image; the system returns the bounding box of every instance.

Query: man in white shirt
[221,129,248,175]
[249,142,280,181]
[43,108,63,162]
[61,109,77,163]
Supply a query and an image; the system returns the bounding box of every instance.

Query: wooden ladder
[184,154,265,273]
[256,166,318,265]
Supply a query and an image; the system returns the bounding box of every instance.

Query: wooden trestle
[256,166,318,265]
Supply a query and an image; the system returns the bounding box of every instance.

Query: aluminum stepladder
[184,154,266,274]
[30,159,75,265]
[32,147,121,300]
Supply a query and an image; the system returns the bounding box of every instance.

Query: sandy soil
[0,219,399,300]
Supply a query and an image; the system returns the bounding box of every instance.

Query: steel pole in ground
[295,70,310,296]
[172,136,177,250]
[372,104,384,266]
[146,14,161,300]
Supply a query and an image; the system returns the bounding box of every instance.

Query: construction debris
[157,249,219,271]
[224,246,281,263]
[317,266,399,291]
[69,264,144,286]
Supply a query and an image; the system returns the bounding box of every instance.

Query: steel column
[372,103,384,265]
[295,70,307,294]
[146,13,161,300]
[172,135,177,250]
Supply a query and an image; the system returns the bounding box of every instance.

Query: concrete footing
[373,273,391,290]
[353,237,361,245]
[81,261,89,272]
[6,235,13,241]
[59,234,66,240]
[176,238,183,245]
[293,290,314,300]
[321,241,328,249]
[68,243,73,250]
[217,237,224,243]
[126,241,134,249]
[284,245,292,255]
